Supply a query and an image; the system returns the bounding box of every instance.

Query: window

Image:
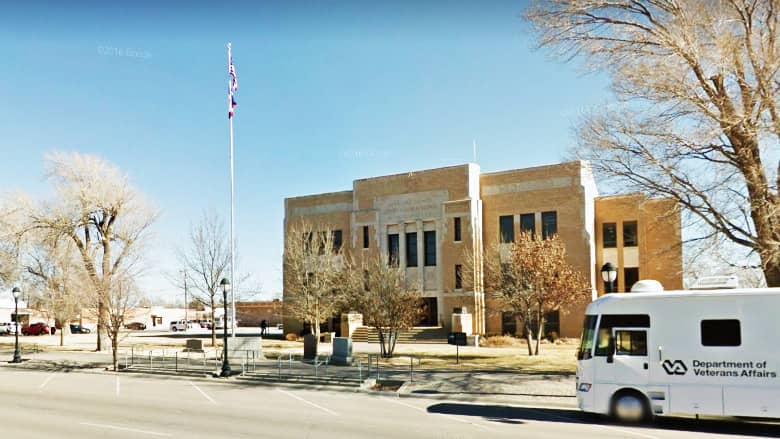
[332,230,342,252]
[388,234,399,266]
[615,330,648,356]
[520,213,535,236]
[701,319,741,346]
[624,267,639,292]
[595,314,650,356]
[623,221,638,247]
[424,231,437,266]
[578,315,598,360]
[603,223,617,248]
[362,225,369,249]
[405,232,418,267]
[453,217,462,242]
[542,211,557,239]
[455,264,462,289]
[499,215,514,243]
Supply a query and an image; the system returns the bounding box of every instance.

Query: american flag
[228,43,238,119]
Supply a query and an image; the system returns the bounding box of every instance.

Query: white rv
[576,285,780,422]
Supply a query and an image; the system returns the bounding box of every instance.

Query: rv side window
[701,319,741,346]
[595,314,650,356]
[577,315,597,360]
[615,330,647,356]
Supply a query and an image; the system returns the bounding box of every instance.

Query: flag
[228,43,238,119]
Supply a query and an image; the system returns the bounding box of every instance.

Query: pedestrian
[260,320,267,336]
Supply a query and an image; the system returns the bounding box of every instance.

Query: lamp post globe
[219,278,231,377]
[600,262,618,294]
[11,287,22,363]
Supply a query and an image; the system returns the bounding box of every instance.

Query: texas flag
[228,43,238,118]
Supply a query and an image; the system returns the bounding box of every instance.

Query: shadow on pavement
[427,403,780,437]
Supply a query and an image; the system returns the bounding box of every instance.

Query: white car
[169,320,196,332]
[0,322,19,335]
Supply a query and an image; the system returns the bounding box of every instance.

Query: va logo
[663,360,688,375]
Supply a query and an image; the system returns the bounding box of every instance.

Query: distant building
[236,300,283,327]
[283,161,682,338]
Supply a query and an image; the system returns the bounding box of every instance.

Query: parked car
[22,322,51,336]
[169,320,196,332]
[277,323,283,331]
[199,320,212,329]
[124,322,146,331]
[69,324,91,334]
[4,322,20,335]
[0,322,10,335]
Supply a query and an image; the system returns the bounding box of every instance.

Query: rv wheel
[611,391,650,423]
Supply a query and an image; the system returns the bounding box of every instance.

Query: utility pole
[183,270,189,333]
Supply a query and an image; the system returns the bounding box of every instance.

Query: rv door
[611,327,650,385]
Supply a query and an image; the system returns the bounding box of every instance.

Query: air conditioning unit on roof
[690,275,739,290]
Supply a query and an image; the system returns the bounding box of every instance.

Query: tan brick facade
[283,161,682,338]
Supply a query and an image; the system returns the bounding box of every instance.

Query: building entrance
[418,298,438,327]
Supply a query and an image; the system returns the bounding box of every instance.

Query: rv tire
[610,389,651,424]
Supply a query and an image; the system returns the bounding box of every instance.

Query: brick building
[283,161,682,338]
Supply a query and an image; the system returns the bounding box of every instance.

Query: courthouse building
[283,161,682,338]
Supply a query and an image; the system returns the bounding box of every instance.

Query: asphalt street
[1,366,779,439]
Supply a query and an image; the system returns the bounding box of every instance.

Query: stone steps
[350,326,448,344]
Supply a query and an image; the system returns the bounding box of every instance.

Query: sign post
[448,332,467,364]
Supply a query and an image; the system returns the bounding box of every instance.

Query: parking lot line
[188,381,216,404]
[277,389,340,416]
[80,422,172,437]
[115,375,120,397]
[38,372,56,390]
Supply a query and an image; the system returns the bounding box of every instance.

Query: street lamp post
[220,278,231,377]
[601,262,618,294]
[11,287,22,363]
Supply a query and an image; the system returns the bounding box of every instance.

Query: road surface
[1,366,777,438]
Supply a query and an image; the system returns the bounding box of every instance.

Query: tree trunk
[534,316,545,356]
[762,259,780,288]
[210,298,216,348]
[523,322,534,356]
[111,332,119,371]
[378,330,386,358]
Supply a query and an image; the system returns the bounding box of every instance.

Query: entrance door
[611,327,650,385]
[501,312,517,336]
[419,298,438,326]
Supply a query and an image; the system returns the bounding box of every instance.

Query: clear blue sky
[0,0,610,301]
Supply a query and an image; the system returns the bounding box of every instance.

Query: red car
[22,322,51,336]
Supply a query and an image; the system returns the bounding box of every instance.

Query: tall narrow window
[424,231,437,266]
[388,234,399,266]
[332,230,342,252]
[454,217,462,242]
[623,221,638,247]
[455,264,463,289]
[624,267,639,292]
[520,213,535,237]
[362,225,369,249]
[405,232,418,267]
[603,223,617,248]
[541,211,557,239]
[499,215,514,243]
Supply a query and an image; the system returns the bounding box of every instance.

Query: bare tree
[24,235,87,346]
[176,212,229,347]
[283,222,346,344]
[526,0,780,286]
[104,275,143,371]
[465,232,590,355]
[14,152,158,351]
[344,255,422,358]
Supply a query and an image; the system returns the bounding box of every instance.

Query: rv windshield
[577,315,597,360]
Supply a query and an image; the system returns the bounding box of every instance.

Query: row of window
[361,216,465,251]
[388,231,437,267]
[499,211,558,243]
[587,314,743,358]
[603,221,638,248]
[304,230,343,254]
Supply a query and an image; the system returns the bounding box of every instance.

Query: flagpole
[227,43,236,338]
